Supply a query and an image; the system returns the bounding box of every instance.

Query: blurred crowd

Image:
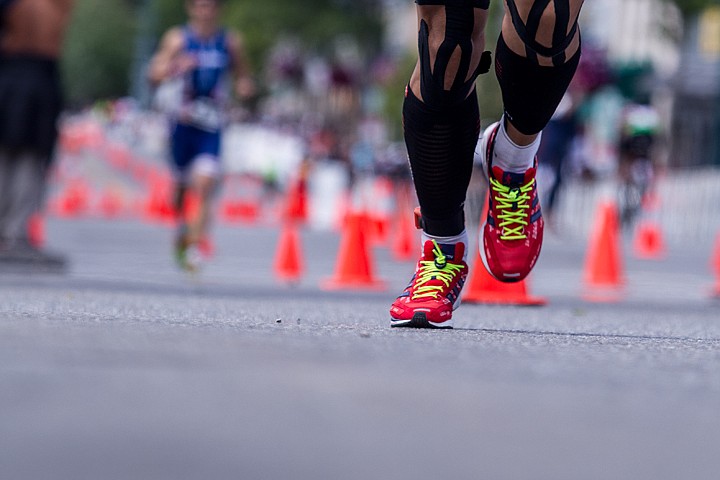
[3,0,717,271]
[535,42,665,230]
[62,37,670,233]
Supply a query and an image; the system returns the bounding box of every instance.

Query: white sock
[422,230,469,261]
[491,116,542,173]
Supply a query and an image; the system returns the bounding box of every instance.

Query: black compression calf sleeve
[495,34,581,136]
[403,87,480,237]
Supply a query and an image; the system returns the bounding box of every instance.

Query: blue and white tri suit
[169,26,231,182]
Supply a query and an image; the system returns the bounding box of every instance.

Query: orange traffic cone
[632,220,666,259]
[220,198,260,224]
[368,213,390,246]
[98,188,124,219]
[465,270,546,305]
[632,190,666,259]
[391,204,418,262]
[55,180,91,218]
[27,213,45,248]
[464,260,546,305]
[132,163,149,183]
[322,212,386,290]
[274,221,304,283]
[583,201,625,302]
[144,175,174,224]
[283,177,308,223]
[710,232,720,297]
[106,143,132,172]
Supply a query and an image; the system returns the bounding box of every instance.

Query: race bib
[184,97,223,132]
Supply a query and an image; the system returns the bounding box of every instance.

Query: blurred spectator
[0,0,73,267]
[537,93,579,227]
[617,102,661,227]
[538,43,612,226]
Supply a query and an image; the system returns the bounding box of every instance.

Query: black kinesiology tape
[403,87,480,236]
[495,34,581,136]
[418,3,491,109]
[505,0,580,66]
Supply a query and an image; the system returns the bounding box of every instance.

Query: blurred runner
[617,102,660,228]
[0,0,73,268]
[390,0,584,328]
[148,0,254,272]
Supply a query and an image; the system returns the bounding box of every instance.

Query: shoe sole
[390,312,453,329]
[390,296,461,330]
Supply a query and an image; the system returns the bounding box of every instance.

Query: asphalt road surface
[1,218,719,480]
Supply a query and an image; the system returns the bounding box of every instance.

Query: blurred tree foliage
[223,0,383,70]
[149,0,383,68]
[61,0,383,105]
[670,0,720,16]
[60,0,717,108]
[61,0,136,106]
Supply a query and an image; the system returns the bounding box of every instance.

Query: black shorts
[0,54,63,160]
[416,0,490,8]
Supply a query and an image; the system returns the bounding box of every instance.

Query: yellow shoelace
[412,241,464,300]
[489,176,535,240]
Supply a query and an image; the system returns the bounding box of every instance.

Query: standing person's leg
[193,126,221,241]
[170,123,193,215]
[390,0,491,329]
[0,58,65,265]
[183,128,221,268]
[14,155,67,267]
[0,151,46,248]
[170,123,196,270]
[0,149,15,248]
[188,153,220,247]
[478,0,584,281]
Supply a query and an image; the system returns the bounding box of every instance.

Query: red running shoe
[390,240,468,329]
[478,122,544,282]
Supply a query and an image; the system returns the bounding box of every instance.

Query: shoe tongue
[422,240,465,262]
[491,166,536,187]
